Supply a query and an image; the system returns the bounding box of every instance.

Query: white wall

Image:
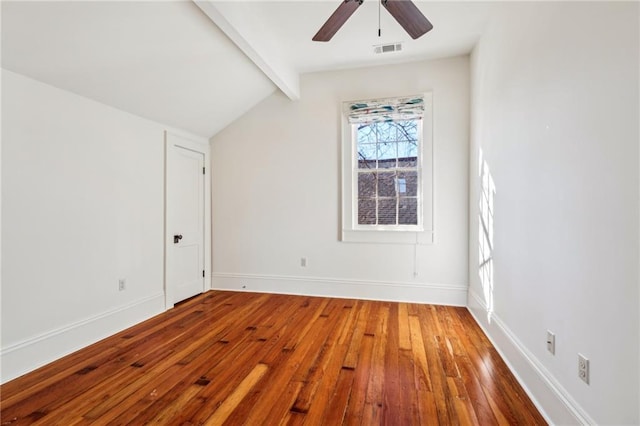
[468,3,639,424]
[1,70,173,382]
[210,56,469,305]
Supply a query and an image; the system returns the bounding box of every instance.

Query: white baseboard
[0,293,165,384]
[467,290,595,425]
[211,272,468,306]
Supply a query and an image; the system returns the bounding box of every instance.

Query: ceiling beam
[194,0,300,101]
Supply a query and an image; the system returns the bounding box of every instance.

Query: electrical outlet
[578,354,589,384]
[300,257,307,267]
[118,278,126,291]
[546,331,555,355]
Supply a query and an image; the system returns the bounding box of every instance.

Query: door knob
[174,234,183,244]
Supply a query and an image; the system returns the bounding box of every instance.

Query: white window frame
[341,92,434,244]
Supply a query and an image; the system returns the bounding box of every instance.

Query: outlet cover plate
[578,353,589,384]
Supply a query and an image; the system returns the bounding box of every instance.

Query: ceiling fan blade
[382,0,433,39]
[313,0,363,42]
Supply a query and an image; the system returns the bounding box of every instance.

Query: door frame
[164,130,211,310]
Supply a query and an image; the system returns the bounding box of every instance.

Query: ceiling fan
[312,0,433,42]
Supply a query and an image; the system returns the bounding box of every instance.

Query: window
[356,120,421,227]
[341,93,433,244]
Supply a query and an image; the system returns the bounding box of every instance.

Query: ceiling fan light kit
[313,0,433,42]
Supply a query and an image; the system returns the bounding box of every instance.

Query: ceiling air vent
[374,42,403,54]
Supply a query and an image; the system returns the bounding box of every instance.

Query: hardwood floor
[0,291,546,425]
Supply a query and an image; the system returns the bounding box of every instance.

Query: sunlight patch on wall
[478,149,496,322]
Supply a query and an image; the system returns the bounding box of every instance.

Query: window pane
[358,172,376,198]
[358,199,376,225]
[376,122,394,142]
[378,172,396,197]
[397,141,417,167]
[398,198,418,225]
[397,171,418,196]
[357,124,377,144]
[358,143,377,169]
[377,142,396,168]
[395,120,418,141]
[378,199,397,225]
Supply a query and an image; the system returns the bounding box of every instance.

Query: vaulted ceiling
[1,1,498,138]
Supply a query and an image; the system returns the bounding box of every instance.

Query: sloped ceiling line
[194,0,301,101]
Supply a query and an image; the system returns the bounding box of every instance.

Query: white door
[166,134,205,305]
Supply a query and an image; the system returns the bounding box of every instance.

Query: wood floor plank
[138,296,290,424]
[289,300,350,415]
[67,319,230,423]
[398,346,421,426]
[320,367,354,426]
[398,302,412,351]
[0,291,547,425]
[453,308,543,425]
[1,297,207,411]
[382,303,405,425]
[292,301,355,423]
[0,291,218,402]
[408,315,438,424]
[185,295,316,425]
[229,299,329,425]
[419,304,458,425]
[361,304,389,425]
[42,293,269,425]
[342,331,374,426]
[203,363,268,425]
[340,300,368,370]
[113,294,280,425]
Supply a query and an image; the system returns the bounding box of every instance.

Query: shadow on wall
[478,149,496,323]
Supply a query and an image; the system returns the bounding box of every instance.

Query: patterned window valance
[346,95,424,124]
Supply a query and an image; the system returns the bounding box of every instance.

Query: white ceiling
[2,1,498,138]
[213,1,496,73]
